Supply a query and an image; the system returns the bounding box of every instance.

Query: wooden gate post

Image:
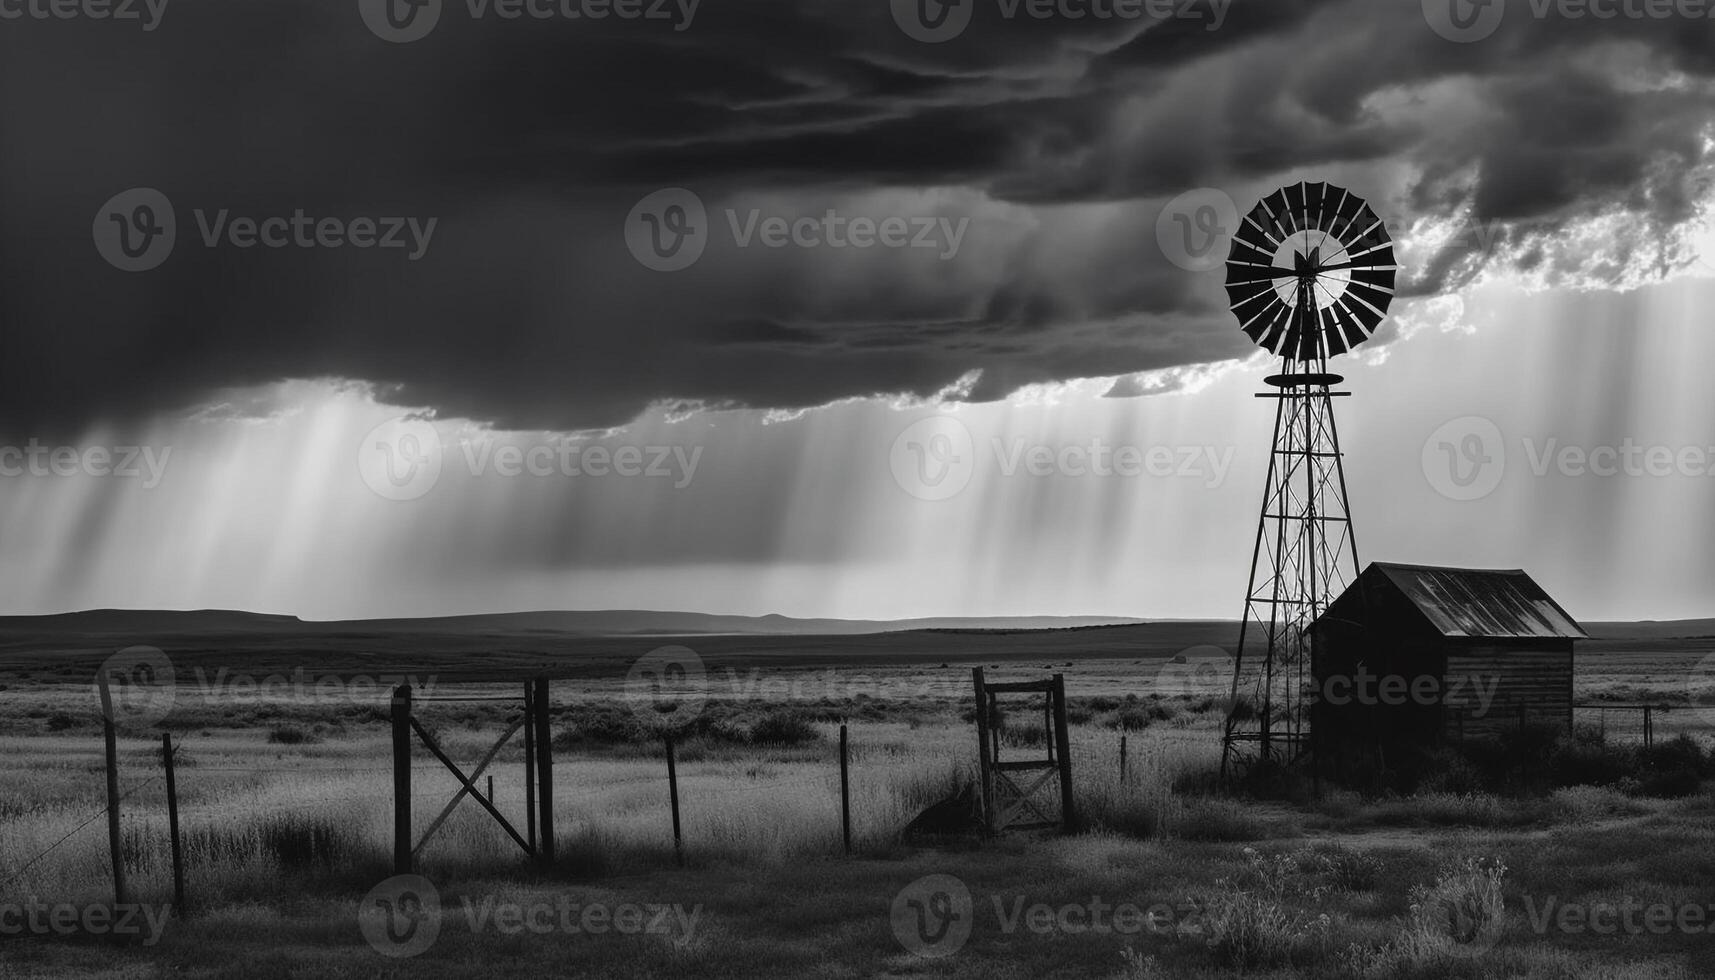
[1051,674,1075,832]
[532,678,554,864]
[971,668,995,835]
[523,682,536,852]
[392,684,413,875]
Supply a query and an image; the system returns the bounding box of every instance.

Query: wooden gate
[390,679,555,873]
[971,668,1075,834]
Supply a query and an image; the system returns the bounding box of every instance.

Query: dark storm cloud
[2,0,1712,437]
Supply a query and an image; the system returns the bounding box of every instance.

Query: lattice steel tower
[1218,182,1397,776]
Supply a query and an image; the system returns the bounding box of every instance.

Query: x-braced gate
[391,679,555,874]
[971,668,1075,834]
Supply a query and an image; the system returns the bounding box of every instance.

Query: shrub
[748,711,820,746]
[1343,856,1507,976]
[1204,848,1332,970]
[1174,799,1274,842]
[44,713,78,732]
[1639,734,1709,777]
[554,705,651,747]
[266,725,316,745]
[1294,846,1381,892]
[1548,737,1634,788]
[1636,767,1702,798]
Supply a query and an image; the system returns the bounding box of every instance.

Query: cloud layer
[4,0,1713,437]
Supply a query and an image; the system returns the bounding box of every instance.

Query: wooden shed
[1310,563,1587,764]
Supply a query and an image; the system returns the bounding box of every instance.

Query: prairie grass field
[1,625,1713,978]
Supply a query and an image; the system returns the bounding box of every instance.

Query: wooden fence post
[666,734,684,867]
[392,684,413,875]
[1118,732,1128,784]
[1052,674,1075,832]
[532,678,554,864]
[972,668,994,835]
[162,732,186,914]
[96,672,127,906]
[839,724,852,855]
[523,682,536,853]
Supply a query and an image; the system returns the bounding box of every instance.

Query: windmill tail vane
[1217,181,1398,777]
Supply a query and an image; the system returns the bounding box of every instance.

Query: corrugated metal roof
[1371,563,1587,639]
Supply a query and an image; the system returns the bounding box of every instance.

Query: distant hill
[0,609,306,633]
[0,608,1154,637]
[1582,619,1715,641]
[1,608,1707,642]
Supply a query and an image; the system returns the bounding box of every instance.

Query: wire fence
[0,694,972,908]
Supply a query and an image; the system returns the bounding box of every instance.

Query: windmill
[1218,182,1397,777]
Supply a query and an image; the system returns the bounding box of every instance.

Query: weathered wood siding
[1441,642,1573,740]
